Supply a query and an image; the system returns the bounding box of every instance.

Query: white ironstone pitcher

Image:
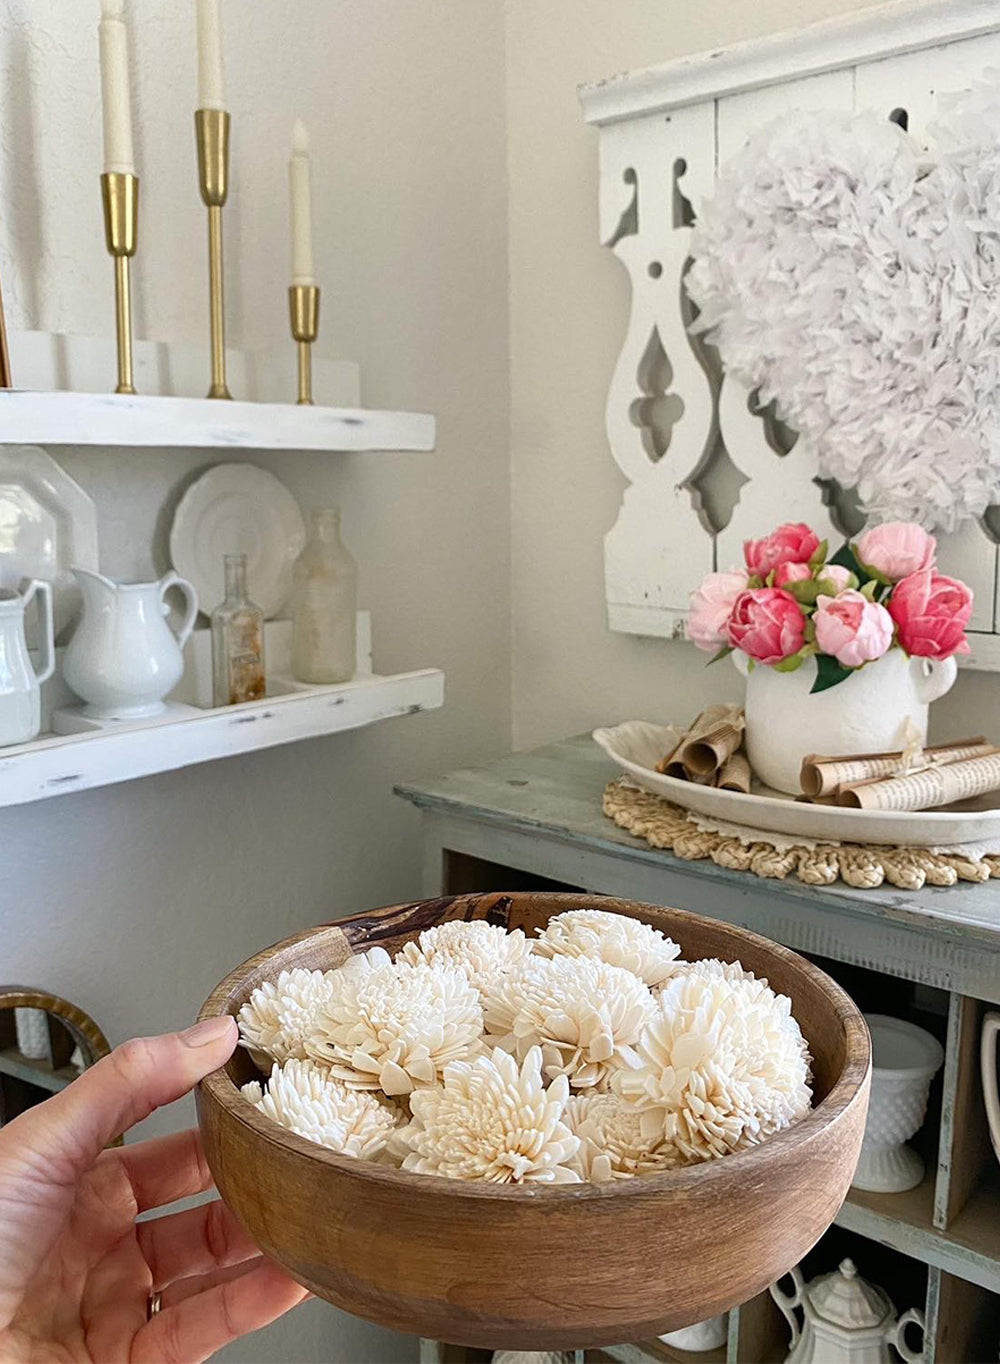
[63,568,197,720]
[0,579,54,746]
[771,1259,924,1364]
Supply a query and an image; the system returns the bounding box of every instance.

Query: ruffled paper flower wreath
[686,79,1000,531]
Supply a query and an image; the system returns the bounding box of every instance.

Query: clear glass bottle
[211,553,266,706]
[291,507,358,684]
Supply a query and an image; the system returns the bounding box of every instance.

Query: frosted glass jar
[291,508,357,684]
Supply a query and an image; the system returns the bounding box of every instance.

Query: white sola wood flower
[305,959,483,1097]
[395,1045,580,1183]
[615,973,812,1162]
[564,1091,683,1182]
[396,919,533,995]
[237,967,339,1068]
[484,954,654,1089]
[241,1059,400,1160]
[533,909,681,988]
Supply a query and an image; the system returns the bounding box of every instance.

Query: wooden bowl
[196,893,870,1350]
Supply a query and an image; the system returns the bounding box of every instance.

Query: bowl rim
[197,896,871,1205]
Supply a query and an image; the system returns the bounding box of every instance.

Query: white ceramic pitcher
[770,1259,925,1364]
[63,569,198,720]
[0,579,55,746]
[733,649,958,795]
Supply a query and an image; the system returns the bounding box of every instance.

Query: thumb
[10,1015,237,1177]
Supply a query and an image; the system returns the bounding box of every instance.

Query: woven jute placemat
[603,779,1000,891]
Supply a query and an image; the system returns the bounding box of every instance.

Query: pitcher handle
[21,579,55,685]
[769,1266,805,1352]
[158,572,198,649]
[886,1308,926,1364]
[911,655,957,705]
[981,1012,1000,1164]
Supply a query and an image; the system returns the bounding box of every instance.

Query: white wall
[0,3,510,1360]
[503,0,1000,750]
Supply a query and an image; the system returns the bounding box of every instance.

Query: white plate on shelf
[169,463,306,619]
[593,720,1000,849]
[0,446,99,641]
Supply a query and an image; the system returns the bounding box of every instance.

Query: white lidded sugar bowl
[852,1014,944,1194]
[771,1259,925,1364]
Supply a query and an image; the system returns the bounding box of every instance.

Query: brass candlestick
[288,283,319,404]
[0,269,12,388]
[100,172,139,395]
[195,108,231,399]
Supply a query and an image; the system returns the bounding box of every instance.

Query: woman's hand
[0,1016,309,1362]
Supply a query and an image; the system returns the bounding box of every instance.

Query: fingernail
[182,1015,235,1047]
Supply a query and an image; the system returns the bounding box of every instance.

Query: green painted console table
[397,735,1000,1364]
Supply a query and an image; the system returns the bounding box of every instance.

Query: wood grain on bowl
[196,893,870,1351]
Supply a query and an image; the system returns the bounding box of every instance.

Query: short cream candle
[98,0,135,175]
[289,119,316,285]
[196,0,226,111]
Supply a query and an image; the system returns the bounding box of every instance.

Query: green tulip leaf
[810,653,855,694]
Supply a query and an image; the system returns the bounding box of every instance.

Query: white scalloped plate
[593,720,1000,849]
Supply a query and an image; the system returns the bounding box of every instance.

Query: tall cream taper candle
[289,118,316,285]
[99,0,135,174]
[196,0,226,111]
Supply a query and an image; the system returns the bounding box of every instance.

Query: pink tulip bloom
[687,570,748,652]
[773,561,812,588]
[888,571,973,659]
[855,522,936,582]
[813,590,894,668]
[727,588,806,665]
[744,523,820,579]
[818,564,854,593]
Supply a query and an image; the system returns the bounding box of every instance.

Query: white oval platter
[170,463,306,619]
[593,720,1000,849]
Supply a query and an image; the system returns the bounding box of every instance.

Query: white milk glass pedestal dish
[852,1015,944,1194]
[733,651,957,795]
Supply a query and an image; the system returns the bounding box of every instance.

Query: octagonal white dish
[593,720,1000,849]
[169,463,306,619]
[0,446,99,642]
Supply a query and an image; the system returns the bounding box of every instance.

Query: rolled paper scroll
[717,750,752,794]
[838,748,1000,811]
[800,738,991,799]
[658,705,745,780]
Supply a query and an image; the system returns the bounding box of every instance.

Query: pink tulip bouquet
[689,521,973,693]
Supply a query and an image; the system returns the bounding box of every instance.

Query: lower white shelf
[0,669,444,810]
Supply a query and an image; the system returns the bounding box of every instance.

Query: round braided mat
[603,779,1000,891]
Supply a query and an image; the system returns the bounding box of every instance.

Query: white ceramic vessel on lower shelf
[851,1014,944,1194]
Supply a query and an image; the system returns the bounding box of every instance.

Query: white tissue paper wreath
[685,77,1000,532]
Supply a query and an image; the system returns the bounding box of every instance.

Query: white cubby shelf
[0,330,435,453]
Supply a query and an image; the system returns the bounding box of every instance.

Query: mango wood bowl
[196,893,870,1351]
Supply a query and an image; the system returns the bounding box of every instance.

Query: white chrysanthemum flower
[241,1059,401,1160]
[305,960,483,1097]
[533,909,681,988]
[483,954,654,1089]
[615,973,812,1162]
[564,1091,683,1182]
[396,920,533,995]
[394,1045,580,1184]
[238,967,340,1068]
[658,957,762,992]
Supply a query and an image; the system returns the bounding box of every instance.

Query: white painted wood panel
[582,0,1000,663]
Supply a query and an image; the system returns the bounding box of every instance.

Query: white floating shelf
[0,331,435,452]
[0,391,435,453]
[0,668,444,810]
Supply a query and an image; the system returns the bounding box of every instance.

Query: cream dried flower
[564,1091,683,1182]
[484,954,654,1089]
[659,958,761,992]
[241,1059,400,1160]
[237,967,339,1068]
[394,1045,580,1184]
[615,973,812,1162]
[396,919,533,995]
[305,959,483,1097]
[533,908,681,988]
